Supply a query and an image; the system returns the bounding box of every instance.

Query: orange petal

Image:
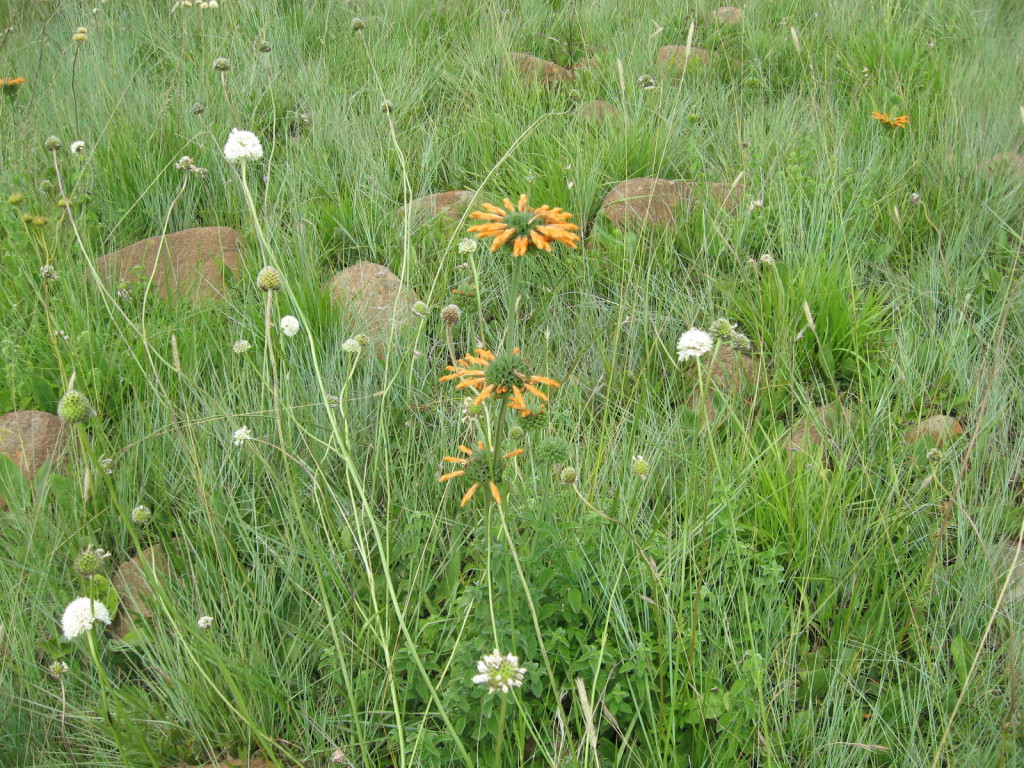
[530,375,561,388]
[513,237,529,257]
[503,449,525,459]
[461,483,480,506]
[473,384,496,405]
[489,482,503,505]
[482,203,507,215]
[439,470,466,481]
[491,228,517,251]
[517,194,528,212]
[502,198,515,212]
[458,445,474,455]
[523,382,549,401]
[443,456,468,464]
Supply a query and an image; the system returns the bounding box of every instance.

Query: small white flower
[280,315,300,337]
[197,615,213,629]
[208,0,219,7]
[69,140,85,155]
[232,426,252,446]
[222,128,263,163]
[342,338,361,355]
[40,264,58,281]
[457,238,478,254]
[233,339,252,354]
[472,648,527,694]
[759,253,775,265]
[61,597,112,640]
[676,328,714,362]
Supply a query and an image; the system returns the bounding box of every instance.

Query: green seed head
[74,544,110,577]
[342,338,361,355]
[353,333,370,348]
[536,437,570,465]
[631,455,650,478]
[256,266,282,291]
[48,660,70,678]
[44,136,62,152]
[464,447,502,485]
[509,426,525,441]
[8,193,23,205]
[485,351,529,393]
[256,40,272,53]
[412,300,428,317]
[213,57,230,72]
[519,407,548,432]
[32,215,48,227]
[560,466,579,485]
[131,505,152,525]
[57,389,95,424]
[441,304,461,326]
[351,17,365,31]
[709,317,736,341]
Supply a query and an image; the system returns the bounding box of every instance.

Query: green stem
[492,694,508,768]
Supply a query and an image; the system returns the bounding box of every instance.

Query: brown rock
[599,177,744,229]
[688,346,759,420]
[508,52,575,85]
[656,45,713,72]
[784,404,851,472]
[710,6,744,25]
[398,190,475,229]
[109,544,174,638]
[904,415,964,447]
[328,261,420,340]
[578,100,619,125]
[97,227,244,302]
[0,410,67,482]
[572,57,599,72]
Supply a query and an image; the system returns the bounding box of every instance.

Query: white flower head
[232,339,252,354]
[197,615,213,629]
[232,426,252,446]
[472,648,526,694]
[61,597,112,640]
[223,128,263,163]
[69,140,85,155]
[457,237,478,255]
[759,253,775,265]
[342,338,361,355]
[280,315,300,337]
[676,328,714,362]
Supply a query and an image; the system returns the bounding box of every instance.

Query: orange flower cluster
[468,194,580,257]
[871,111,909,128]
[1,77,25,88]
[439,441,524,506]
[439,347,560,413]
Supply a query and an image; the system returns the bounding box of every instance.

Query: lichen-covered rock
[710,6,744,25]
[599,177,744,229]
[109,544,174,638]
[398,190,475,229]
[328,261,420,339]
[656,45,713,71]
[0,410,67,481]
[688,346,760,421]
[904,415,964,447]
[97,227,244,302]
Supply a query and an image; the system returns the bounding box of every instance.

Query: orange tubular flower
[871,111,909,128]
[439,440,524,506]
[467,194,580,257]
[439,347,560,413]
[1,77,25,88]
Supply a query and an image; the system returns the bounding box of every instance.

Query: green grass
[2,0,1024,766]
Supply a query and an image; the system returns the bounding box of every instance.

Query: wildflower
[280,315,300,337]
[8,193,23,205]
[632,455,650,478]
[191,102,206,115]
[73,544,111,577]
[440,347,560,413]
[412,300,429,318]
[32,215,49,227]
[871,111,910,128]
[472,649,527,694]
[57,389,96,424]
[927,448,943,463]
[536,437,570,465]
[44,136,62,152]
[72,31,87,43]
[381,99,394,113]
[457,237,478,254]
[223,128,263,163]
[176,156,196,171]
[56,329,70,342]
[40,265,58,281]
[1,77,26,89]
[509,425,525,441]
[61,597,111,640]
[351,17,365,31]
[461,396,485,422]
[39,179,54,194]
[256,265,282,291]
[116,281,132,300]
[759,253,775,265]
[213,57,231,72]
[48,661,70,678]
[441,304,461,326]
[467,194,580,257]
[69,140,85,154]
[99,457,115,475]
[729,332,752,352]
[748,197,764,212]
[709,317,737,341]
[232,426,252,446]
[637,73,657,90]
[256,40,272,53]
[232,339,252,354]
[909,192,921,205]
[197,616,213,629]
[131,505,152,525]
[342,338,361,355]
[439,440,523,506]
[559,466,579,484]
[353,333,370,347]
[208,0,219,7]
[676,328,714,362]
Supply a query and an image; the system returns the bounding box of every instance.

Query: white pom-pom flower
[232,426,252,446]
[222,128,263,163]
[61,597,112,640]
[676,328,714,362]
[472,648,526,694]
[280,315,300,337]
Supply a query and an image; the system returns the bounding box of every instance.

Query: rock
[984,153,1024,175]
[328,261,420,340]
[656,45,713,71]
[97,227,244,302]
[572,57,599,72]
[688,346,759,420]
[904,415,964,447]
[578,100,619,125]
[397,190,475,231]
[109,544,174,639]
[599,177,744,229]
[0,410,67,482]
[784,404,851,472]
[710,6,744,25]
[993,540,1024,607]
[507,52,575,85]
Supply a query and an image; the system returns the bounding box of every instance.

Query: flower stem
[491,694,508,768]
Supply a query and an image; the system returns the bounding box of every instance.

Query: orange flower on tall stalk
[439,347,560,413]
[467,194,580,257]
[871,111,909,128]
[439,440,524,505]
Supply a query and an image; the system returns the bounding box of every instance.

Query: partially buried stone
[578,100,619,125]
[0,410,68,507]
[710,6,744,25]
[109,544,175,639]
[656,45,713,71]
[397,190,475,231]
[507,52,575,85]
[97,227,245,303]
[599,177,744,229]
[328,261,420,341]
[904,415,964,447]
[784,403,852,473]
[687,346,759,422]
